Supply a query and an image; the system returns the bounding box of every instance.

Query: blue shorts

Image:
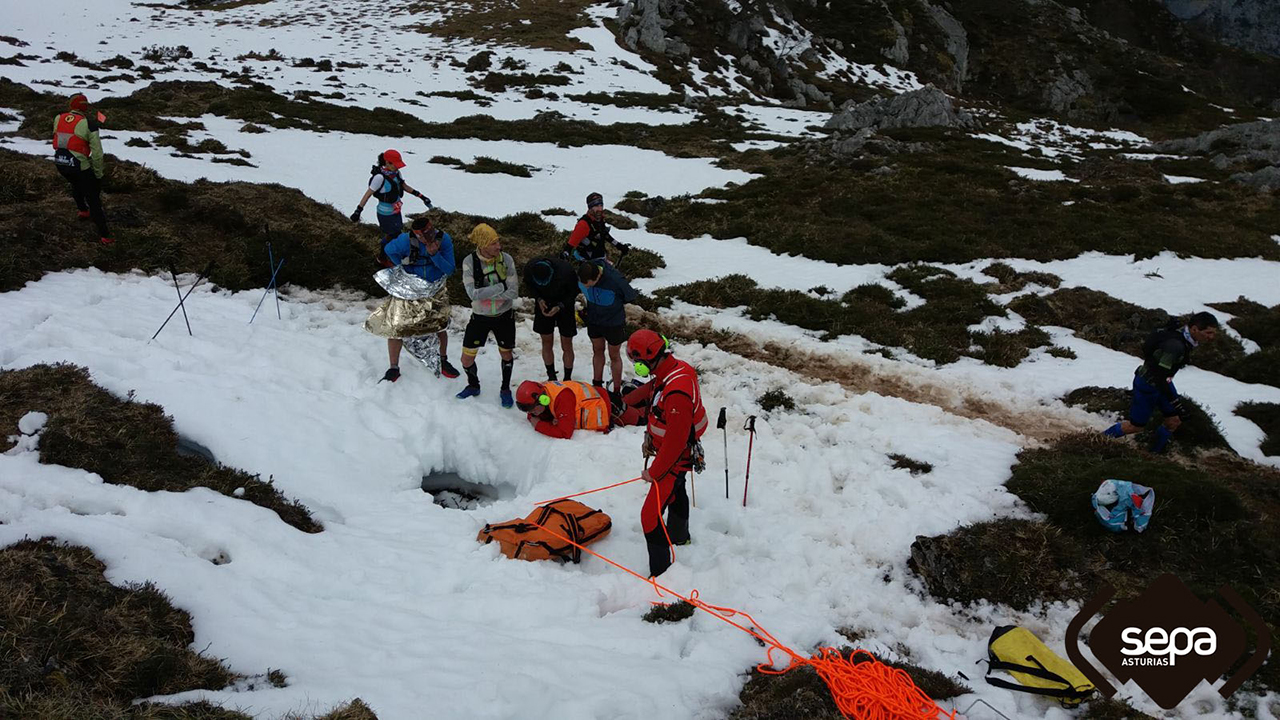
[377,211,403,240]
[1129,374,1178,425]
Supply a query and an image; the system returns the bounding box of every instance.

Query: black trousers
[58,165,109,238]
[644,473,690,578]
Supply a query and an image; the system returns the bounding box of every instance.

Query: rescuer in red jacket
[625,329,708,578]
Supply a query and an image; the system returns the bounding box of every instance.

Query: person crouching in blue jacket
[381,217,460,382]
[578,260,638,397]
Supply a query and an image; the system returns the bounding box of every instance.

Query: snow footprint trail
[0,269,1080,719]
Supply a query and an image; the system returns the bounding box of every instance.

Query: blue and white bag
[1091,479,1155,533]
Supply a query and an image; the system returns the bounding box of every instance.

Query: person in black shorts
[524,257,580,381]
[577,261,637,396]
[457,223,520,407]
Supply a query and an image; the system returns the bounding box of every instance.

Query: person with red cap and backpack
[624,329,708,578]
[350,149,432,263]
[52,93,111,244]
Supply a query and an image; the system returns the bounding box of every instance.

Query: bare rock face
[923,1,969,93]
[618,0,690,58]
[825,85,977,132]
[1163,0,1280,58]
[1152,119,1280,190]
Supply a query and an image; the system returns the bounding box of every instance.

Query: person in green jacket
[52,93,111,244]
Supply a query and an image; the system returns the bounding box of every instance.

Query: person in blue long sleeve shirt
[380,217,460,381]
[578,260,638,395]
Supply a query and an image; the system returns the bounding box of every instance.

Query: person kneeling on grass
[1103,311,1219,452]
[577,260,637,398]
[378,217,459,382]
[457,223,519,407]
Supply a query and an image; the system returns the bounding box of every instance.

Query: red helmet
[627,329,666,362]
[515,380,546,411]
[382,149,407,169]
[69,93,89,112]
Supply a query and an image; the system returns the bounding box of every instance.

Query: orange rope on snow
[525,504,958,720]
[535,476,642,506]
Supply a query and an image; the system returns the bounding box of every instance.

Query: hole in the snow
[176,436,217,464]
[421,471,514,510]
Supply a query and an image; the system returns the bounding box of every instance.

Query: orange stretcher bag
[477,499,612,563]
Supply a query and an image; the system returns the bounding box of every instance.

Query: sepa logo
[1119,626,1216,667]
[1067,574,1271,709]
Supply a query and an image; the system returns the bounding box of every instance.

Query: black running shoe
[439,359,460,379]
[380,367,401,383]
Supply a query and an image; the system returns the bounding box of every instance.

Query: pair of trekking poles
[701,408,756,507]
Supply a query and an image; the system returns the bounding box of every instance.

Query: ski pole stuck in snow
[717,407,728,499]
[151,261,213,342]
[167,266,192,337]
[267,240,281,320]
[742,415,757,507]
[249,256,286,325]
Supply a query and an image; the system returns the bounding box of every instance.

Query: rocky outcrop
[1152,119,1280,190]
[616,0,833,108]
[1163,0,1280,58]
[825,85,977,132]
[617,0,690,58]
[923,2,969,93]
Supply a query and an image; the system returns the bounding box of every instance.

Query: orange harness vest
[52,112,91,157]
[544,381,611,432]
[645,359,708,450]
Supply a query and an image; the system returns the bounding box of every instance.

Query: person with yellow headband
[457,223,519,406]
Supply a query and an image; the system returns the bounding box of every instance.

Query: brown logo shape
[1066,574,1271,710]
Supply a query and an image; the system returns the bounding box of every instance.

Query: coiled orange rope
[524,479,957,720]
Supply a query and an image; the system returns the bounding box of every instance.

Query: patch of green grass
[411,0,593,52]
[1012,287,1280,389]
[655,267,1048,366]
[0,538,243,716]
[910,432,1280,693]
[474,72,572,93]
[565,92,684,110]
[0,364,321,532]
[1047,345,1078,359]
[1079,697,1157,719]
[602,210,638,230]
[981,261,1062,292]
[1212,297,1280,348]
[758,389,797,413]
[1236,402,1280,456]
[641,600,696,624]
[643,142,1280,266]
[466,156,534,177]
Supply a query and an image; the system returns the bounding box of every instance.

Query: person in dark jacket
[524,257,579,381]
[577,260,637,395]
[565,192,629,265]
[379,216,459,382]
[1103,312,1219,452]
[52,93,111,243]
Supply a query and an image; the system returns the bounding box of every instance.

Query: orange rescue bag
[476,499,611,563]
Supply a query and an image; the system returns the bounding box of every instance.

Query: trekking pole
[690,470,696,508]
[151,261,214,342]
[249,257,286,324]
[717,408,728,499]
[168,266,193,337]
[742,415,757,507]
[267,235,281,320]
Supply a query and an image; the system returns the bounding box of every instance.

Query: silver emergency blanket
[364,267,452,374]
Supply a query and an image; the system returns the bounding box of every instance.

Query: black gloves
[350,206,363,222]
